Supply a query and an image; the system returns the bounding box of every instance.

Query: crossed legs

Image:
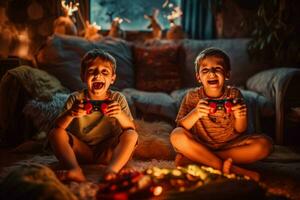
[48,127,138,182]
[170,127,272,181]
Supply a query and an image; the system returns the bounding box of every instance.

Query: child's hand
[105,101,122,118]
[232,101,247,119]
[68,100,87,118]
[194,99,210,119]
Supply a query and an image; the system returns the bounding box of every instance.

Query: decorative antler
[84,21,102,41]
[144,9,163,39]
[108,17,125,38]
[166,6,185,40]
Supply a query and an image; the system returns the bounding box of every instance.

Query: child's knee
[121,129,138,143]
[170,127,190,148]
[48,127,68,141]
[254,137,273,158]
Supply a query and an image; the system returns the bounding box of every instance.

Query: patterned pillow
[133,40,183,92]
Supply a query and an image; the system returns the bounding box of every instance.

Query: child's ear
[225,72,230,80]
[110,74,116,84]
[195,73,201,83]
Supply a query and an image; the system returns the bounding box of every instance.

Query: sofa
[1,34,300,147]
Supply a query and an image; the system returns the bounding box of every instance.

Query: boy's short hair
[194,47,231,74]
[80,49,117,81]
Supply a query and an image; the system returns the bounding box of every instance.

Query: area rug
[1,146,300,200]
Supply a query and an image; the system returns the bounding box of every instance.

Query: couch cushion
[133,40,183,92]
[122,88,177,121]
[182,39,268,88]
[36,34,134,92]
[170,88,192,110]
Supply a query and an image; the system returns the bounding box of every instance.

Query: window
[90,0,181,30]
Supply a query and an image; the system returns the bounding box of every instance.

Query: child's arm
[232,102,248,133]
[105,101,135,130]
[178,99,210,130]
[55,100,86,129]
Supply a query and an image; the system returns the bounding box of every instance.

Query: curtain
[181,0,215,39]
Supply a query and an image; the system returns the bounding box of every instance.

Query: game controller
[83,99,113,114]
[207,98,243,114]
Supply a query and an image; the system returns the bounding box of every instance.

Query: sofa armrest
[246,67,300,144]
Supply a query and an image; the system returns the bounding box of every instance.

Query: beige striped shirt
[176,86,243,149]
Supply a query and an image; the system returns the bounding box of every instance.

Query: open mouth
[207,80,219,85]
[92,82,104,89]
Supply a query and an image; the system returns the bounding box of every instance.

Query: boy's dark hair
[194,47,231,74]
[80,49,117,81]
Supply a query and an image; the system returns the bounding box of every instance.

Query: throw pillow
[36,34,134,92]
[133,40,183,92]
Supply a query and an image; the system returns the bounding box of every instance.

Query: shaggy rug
[1,120,300,199]
[1,146,300,199]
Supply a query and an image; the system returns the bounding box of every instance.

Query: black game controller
[207,98,243,114]
[83,99,113,114]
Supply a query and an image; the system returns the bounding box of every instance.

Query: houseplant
[246,0,300,67]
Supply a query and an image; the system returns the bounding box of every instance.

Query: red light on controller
[84,102,93,114]
[101,103,108,114]
[224,101,232,113]
[209,102,217,114]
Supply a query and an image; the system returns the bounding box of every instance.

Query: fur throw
[133,119,176,160]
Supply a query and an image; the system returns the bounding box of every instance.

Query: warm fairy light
[152,186,163,196]
[113,17,123,24]
[97,165,249,199]
[91,22,101,30]
[171,169,182,176]
[61,0,79,16]
[201,166,222,175]
[167,6,183,26]
[16,29,30,59]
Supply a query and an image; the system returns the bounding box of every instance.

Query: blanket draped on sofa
[247,68,300,144]
[0,66,68,145]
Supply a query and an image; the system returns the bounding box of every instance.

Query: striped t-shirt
[176,86,244,149]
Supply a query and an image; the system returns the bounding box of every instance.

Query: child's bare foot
[103,171,117,181]
[241,169,260,182]
[222,158,233,174]
[232,166,260,182]
[55,168,86,182]
[175,153,194,167]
